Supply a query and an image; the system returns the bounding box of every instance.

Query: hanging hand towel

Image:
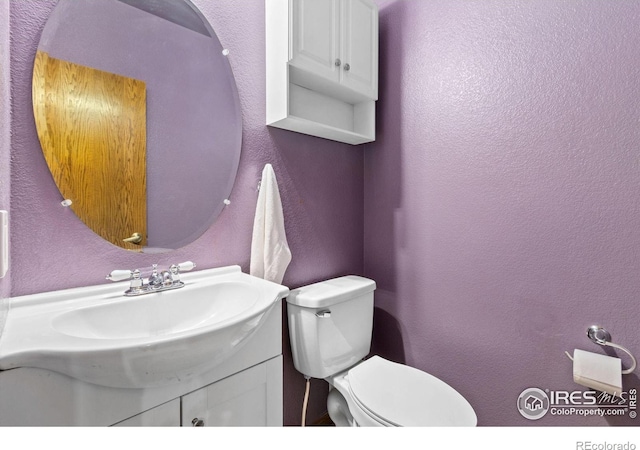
[250,164,292,284]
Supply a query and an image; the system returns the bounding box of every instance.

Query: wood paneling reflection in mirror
[33,51,147,250]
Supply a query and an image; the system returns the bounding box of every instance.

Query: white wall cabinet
[289,0,377,100]
[267,0,378,145]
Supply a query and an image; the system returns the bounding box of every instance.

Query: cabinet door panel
[341,0,378,99]
[290,0,341,81]
[181,357,282,427]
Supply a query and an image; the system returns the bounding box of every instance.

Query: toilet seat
[346,356,477,426]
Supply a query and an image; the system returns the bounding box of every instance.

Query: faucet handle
[106,268,143,293]
[169,261,196,284]
[106,269,134,282]
[177,261,196,272]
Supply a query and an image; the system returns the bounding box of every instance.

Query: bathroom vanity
[0,313,282,426]
[0,266,286,426]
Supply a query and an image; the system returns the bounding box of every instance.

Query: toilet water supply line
[301,375,311,427]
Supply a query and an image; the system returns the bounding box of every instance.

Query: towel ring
[586,326,636,375]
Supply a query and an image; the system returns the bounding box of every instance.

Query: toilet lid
[347,356,477,427]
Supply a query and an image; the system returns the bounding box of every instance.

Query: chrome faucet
[106,261,196,296]
[147,264,170,288]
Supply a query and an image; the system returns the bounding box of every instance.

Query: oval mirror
[32,0,242,253]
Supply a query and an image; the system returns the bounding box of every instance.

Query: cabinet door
[341,0,378,99]
[181,357,283,427]
[290,0,341,82]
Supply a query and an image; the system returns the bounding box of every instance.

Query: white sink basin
[51,281,260,340]
[0,266,289,388]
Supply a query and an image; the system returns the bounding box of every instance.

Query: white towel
[250,164,291,284]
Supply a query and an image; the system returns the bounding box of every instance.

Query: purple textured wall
[366,0,640,426]
[9,0,363,425]
[0,0,10,317]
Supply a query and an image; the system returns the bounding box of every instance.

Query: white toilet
[286,275,477,427]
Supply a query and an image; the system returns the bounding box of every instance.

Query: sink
[0,266,289,388]
[52,281,260,340]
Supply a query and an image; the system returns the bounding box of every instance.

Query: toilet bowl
[286,275,477,427]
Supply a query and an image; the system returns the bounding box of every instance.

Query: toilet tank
[286,276,376,379]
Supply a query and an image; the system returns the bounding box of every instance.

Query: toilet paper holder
[565,325,637,375]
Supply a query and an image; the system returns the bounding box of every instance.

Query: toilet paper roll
[573,349,622,396]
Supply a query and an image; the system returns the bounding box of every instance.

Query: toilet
[286,275,477,427]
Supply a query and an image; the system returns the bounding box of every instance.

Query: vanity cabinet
[266,0,378,144]
[0,300,283,426]
[113,357,282,427]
